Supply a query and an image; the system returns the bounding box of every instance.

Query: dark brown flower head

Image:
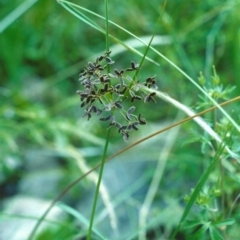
[77,51,158,141]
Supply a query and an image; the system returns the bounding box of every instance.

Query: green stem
[134,0,167,80]
[124,0,167,98]
[87,129,111,240]
[87,1,110,239]
[105,0,111,74]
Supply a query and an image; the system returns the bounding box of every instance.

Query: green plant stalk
[133,1,167,79]
[87,130,111,240]
[124,0,167,98]
[105,0,110,72]
[87,1,111,239]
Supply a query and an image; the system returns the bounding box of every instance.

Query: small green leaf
[187,224,209,240]
[212,66,220,86]
[209,226,224,240]
[183,220,203,229]
[213,218,235,227]
[198,71,206,86]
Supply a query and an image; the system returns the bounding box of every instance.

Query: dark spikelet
[122,132,129,142]
[114,122,122,128]
[115,84,121,90]
[104,83,108,92]
[108,121,122,130]
[128,106,136,114]
[88,105,97,113]
[132,124,138,131]
[126,114,131,121]
[119,126,127,133]
[81,102,86,107]
[149,92,156,97]
[132,122,139,130]
[114,101,123,109]
[114,69,120,75]
[105,57,114,64]
[100,76,105,83]
[126,106,136,120]
[105,50,111,56]
[82,111,91,120]
[99,55,104,61]
[88,62,95,69]
[120,87,127,94]
[138,114,146,125]
[130,61,136,69]
[144,93,156,103]
[127,125,132,131]
[100,115,112,121]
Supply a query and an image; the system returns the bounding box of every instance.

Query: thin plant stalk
[132,0,168,80]
[87,129,111,240]
[68,146,117,230]
[121,0,168,102]
[87,1,111,239]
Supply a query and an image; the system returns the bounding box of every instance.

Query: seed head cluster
[77,51,158,141]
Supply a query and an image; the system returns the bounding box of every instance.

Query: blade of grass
[58,1,160,67]
[181,3,236,35]
[123,0,168,98]
[149,88,239,161]
[134,0,168,78]
[26,96,240,240]
[161,12,196,77]
[87,131,111,240]
[57,202,107,240]
[0,0,39,33]
[205,3,230,79]
[0,212,73,229]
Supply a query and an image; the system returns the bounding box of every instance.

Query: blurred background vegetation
[0,0,240,239]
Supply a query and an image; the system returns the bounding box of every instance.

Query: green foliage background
[0,0,240,239]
